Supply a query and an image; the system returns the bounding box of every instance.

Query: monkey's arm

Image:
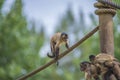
[85,72,91,80]
[65,43,69,49]
[65,39,69,49]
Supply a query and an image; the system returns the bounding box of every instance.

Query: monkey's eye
[65,35,68,38]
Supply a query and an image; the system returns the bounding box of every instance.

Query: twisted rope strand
[97,0,120,9]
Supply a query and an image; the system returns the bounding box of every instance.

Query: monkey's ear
[89,55,95,62]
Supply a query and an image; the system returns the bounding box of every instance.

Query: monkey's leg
[93,75,100,80]
[103,61,117,80]
[85,73,91,80]
[112,63,120,80]
[103,70,114,80]
[55,47,59,59]
[55,47,59,66]
[104,61,120,80]
[109,74,116,80]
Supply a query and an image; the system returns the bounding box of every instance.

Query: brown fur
[80,61,100,80]
[47,32,69,66]
[89,54,120,80]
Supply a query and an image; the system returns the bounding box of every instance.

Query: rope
[95,8,116,16]
[97,0,120,9]
[17,26,99,80]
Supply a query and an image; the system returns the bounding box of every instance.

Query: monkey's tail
[47,52,59,66]
[47,52,55,58]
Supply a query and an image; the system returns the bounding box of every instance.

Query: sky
[2,0,97,57]
[23,0,96,34]
[2,0,96,35]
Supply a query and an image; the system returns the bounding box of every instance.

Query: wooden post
[99,13,114,55]
[94,0,116,80]
[94,0,116,55]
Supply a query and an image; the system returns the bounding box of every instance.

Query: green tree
[1,0,120,80]
[0,0,45,79]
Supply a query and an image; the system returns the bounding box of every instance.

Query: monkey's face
[80,62,90,71]
[89,55,96,63]
[61,34,68,42]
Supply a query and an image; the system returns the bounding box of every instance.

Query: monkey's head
[80,61,91,71]
[89,55,96,63]
[61,32,68,42]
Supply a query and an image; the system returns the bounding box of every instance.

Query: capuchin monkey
[47,32,69,65]
[89,54,120,80]
[89,54,117,64]
[80,61,100,80]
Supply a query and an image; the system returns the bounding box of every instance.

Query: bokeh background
[0,0,120,80]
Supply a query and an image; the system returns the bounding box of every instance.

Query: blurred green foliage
[0,0,45,80]
[0,0,120,80]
